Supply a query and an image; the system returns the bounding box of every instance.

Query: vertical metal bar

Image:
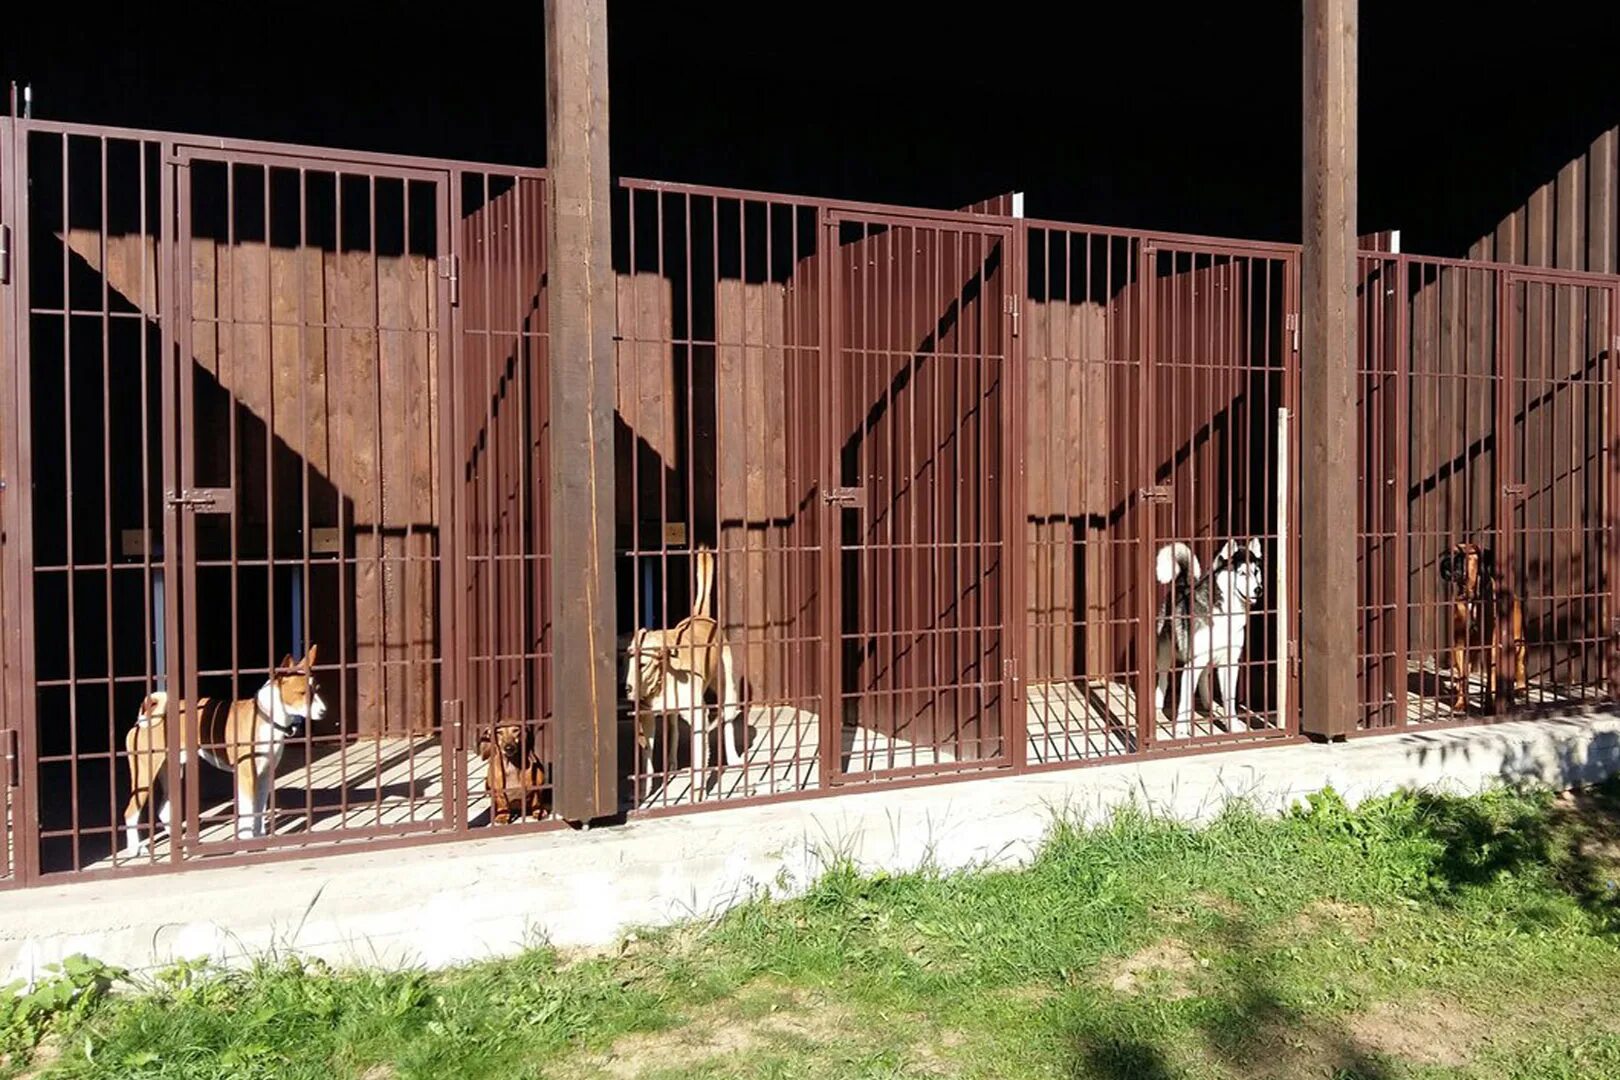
[1006,221,1026,770]
[480,171,497,810]
[1495,270,1513,715]
[1610,284,1619,703]
[445,168,467,831]
[59,135,81,867]
[1393,255,1410,726]
[7,120,44,880]
[369,174,385,823]
[817,210,837,789]
[298,167,315,832]
[333,170,352,830]
[100,137,117,860]
[175,151,201,860]
[1135,242,1156,750]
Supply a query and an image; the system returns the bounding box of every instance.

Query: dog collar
[258,701,306,735]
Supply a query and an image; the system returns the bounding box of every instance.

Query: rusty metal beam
[546,0,619,820]
[1301,0,1358,740]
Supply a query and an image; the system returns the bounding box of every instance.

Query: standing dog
[122,646,326,856]
[1440,541,1527,713]
[1154,539,1265,738]
[477,721,548,824]
[624,546,745,796]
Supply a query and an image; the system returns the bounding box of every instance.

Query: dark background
[3,1,1618,255]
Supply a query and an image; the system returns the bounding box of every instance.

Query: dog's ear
[476,733,494,761]
[1439,550,1454,582]
[1479,548,1496,577]
[1247,538,1262,558]
[302,644,319,669]
[278,653,294,671]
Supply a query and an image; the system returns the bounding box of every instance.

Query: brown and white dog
[624,546,745,794]
[122,646,327,855]
[477,721,548,824]
[1440,542,1527,713]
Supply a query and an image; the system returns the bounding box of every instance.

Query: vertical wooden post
[1301,0,1358,739]
[547,0,618,820]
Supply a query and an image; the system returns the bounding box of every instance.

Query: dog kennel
[0,113,1615,887]
[1357,254,1617,730]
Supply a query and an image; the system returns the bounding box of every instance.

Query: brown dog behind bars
[477,722,548,825]
[1439,541,1527,713]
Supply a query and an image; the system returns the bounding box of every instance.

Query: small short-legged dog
[1154,539,1265,738]
[122,646,326,855]
[477,721,548,824]
[624,546,745,796]
[1440,542,1527,713]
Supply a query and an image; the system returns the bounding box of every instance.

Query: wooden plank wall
[613,256,821,710]
[459,177,551,749]
[1462,130,1615,695]
[66,218,442,737]
[832,221,1006,757]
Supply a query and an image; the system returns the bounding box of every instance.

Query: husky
[1153,539,1265,738]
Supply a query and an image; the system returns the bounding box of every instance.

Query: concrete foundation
[2,711,1617,983]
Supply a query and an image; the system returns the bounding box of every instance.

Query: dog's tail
[1155,542,1198,585]
[692,545,715,620]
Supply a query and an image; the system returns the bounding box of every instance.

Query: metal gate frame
[818,206,1023,788]
[0,116,24,883]
[168,142,462,857]
[0,117,561,884]
[1136,237,1302,749]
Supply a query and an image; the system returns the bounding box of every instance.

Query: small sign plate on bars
[310,527,342,555]
[664,522,688,546]
[120,529,148,558]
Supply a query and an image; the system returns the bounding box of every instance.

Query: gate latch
[823,487,865,508]
[1141,485,1173,503]
[1502,483,1527,499]
[165,487,235,514]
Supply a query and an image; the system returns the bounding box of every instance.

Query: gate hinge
[1003,658,1021,701]
[1004,294,1020,336]
[3,729,17,789]
[1285,312,1299,351]
[0,223,10,285]
[439,254,461,307]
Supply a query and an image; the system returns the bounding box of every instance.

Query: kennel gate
[1356,256,1618,729]
[0,118,561,883]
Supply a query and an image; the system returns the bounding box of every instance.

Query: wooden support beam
[546,0,618,820]
[1301,0,1358,740]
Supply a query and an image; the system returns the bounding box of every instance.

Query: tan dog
[122,646,327,855]
[1440,542,1527,713]
[624,546,745,796]
[477,722,548,824]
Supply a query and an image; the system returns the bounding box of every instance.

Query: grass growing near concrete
[13,781,1620,1079]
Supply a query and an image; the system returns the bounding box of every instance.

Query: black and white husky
[1153,539,1265,738]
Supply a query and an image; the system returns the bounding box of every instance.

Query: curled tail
[1155,542,1199,585]
[691,545,716,620]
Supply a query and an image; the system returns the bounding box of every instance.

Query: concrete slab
[2,709,1616,983]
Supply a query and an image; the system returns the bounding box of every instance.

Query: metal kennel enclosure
[0,114,1615,888]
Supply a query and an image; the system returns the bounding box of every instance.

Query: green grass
[12,780,1620,1079]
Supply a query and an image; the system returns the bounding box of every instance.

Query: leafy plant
[0,954,126,1055]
